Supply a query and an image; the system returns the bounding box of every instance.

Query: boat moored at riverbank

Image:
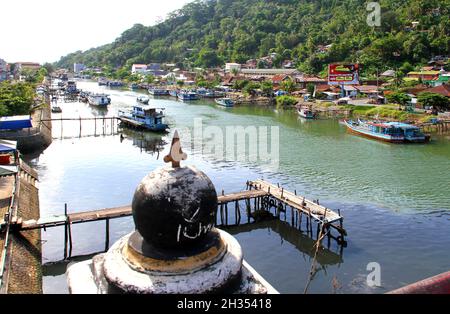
[169,89,178,97]
[297,107,316,119]
[148,88,169,96]
[118,105,169,132]
[88,93,111,107]
[215,98,235,108]
[178,90,199,101]
[344,119,430,143]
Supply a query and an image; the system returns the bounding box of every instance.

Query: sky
[0,0,191,64]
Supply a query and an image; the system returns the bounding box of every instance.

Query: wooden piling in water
[68,218,73,258]
[105,219,110,252]
[64,203,68,260]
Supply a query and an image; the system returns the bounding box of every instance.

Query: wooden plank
[18,190,268,230]
[218,190,268,203]
[249,180,342,224]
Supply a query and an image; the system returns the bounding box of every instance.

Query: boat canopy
[0,116,32,130]
[0,140,17,153]
[383,122,420,130]
[0,165,18,177]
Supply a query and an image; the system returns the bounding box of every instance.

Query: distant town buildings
[0,58,9,81]
[225,63,241,73]
[240,68,299,78]
[15,62,41,73]
[74,63,86,73]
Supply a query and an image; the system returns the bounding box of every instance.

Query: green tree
[145,75,156,84]
[281,78,296,93]
[276,95,297,109]
[0,81,35,116]
[418,92,450,111]
[43,63,55,75]
[307,83,315,96]
[176,80,185,88]
[243,82,260,96]
[232,80,249,91]
[260,81,273,97]
[386,92,411,107]
[197,48,222,68]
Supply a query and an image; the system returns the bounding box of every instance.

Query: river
[26,81,450,294]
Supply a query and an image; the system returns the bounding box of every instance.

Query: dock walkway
[1,180,346,261]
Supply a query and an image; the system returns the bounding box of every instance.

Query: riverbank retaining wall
[6,171,42,293]
[0,100,53,155]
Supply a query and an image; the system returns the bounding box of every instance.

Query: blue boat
[344,119,429,143]
[118,106,169,132]
[385,122,430,143]
[178,91,199,101]
[148,88,169,96]
[215,98,234,108]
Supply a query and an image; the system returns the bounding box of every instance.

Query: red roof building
[420,84,450,97]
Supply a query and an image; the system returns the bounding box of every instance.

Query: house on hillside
[225,63,242,73]
[131,64,148,74]
[406,71,440,82]
[355,85,380,98]
[271,74,292,87]
[241,68,299,79]
[420,84,450,98]
[295,76,327,89]
[380,70,395,78]
[244,59,257,69]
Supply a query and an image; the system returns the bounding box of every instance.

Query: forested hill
[56,0,449,76]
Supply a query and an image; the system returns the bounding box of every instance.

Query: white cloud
[0,0,191,64]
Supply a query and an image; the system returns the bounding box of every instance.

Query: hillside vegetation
[56,0,450,76]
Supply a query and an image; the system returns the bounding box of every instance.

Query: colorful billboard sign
[328,64,360,85]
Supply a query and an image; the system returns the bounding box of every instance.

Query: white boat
[298,108,316,119]
[178,91,199,101]
[51,106,62,113]
[118,106,169,132]
[137,95,150,104]
[88,93,111,107]
[215,98,234,108]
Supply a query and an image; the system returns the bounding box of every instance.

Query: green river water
[27,81,450,294]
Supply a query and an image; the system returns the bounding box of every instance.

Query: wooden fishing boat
[344,120,430,143]
[297,108,316,119]
[88,93,111,107]
[118,106,169,132]
[215,98,234,108]
[136,95,150,104]
[148,88,169,96]
[178,91,199,101]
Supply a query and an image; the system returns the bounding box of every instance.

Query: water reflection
[119,127,167,156]
[227,220,344,266]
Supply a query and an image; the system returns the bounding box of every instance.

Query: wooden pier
[41,117,120,138]
[2,180,347,260]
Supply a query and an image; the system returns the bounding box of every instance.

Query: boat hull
[119,117,168,132]
[344,122,405,143]
[215,99,234,107]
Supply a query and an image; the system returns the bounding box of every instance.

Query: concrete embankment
[0,103,53,155]
[0,165,42,294]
